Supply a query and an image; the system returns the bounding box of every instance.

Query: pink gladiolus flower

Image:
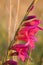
[3,60,17,65]
[16,27,39,43]
[18,19,40,33]
[17,19,43,37]
[10,44,29,61]
[10,17,43,62]
[16,19,43,49]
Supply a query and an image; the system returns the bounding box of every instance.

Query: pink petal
[29,40,35,49]
[37,26,43,30]
[10,44,28,51]
[18,26,36,35]
[28,27,39,35]
[18,53,25,61]
[18,51,29,62]
[23,19,40,26]
[17,35,28,42]
[25,36,36,49]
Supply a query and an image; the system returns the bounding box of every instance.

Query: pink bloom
[9,17,43,62]
[10,44,29,61]
[18,19,41,35]
[16,19,43,49]
[17,19,43,38]
[16,26,39,43]
[3,60,17,65]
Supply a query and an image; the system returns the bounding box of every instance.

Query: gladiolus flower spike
[3,0,43,65]
[10,18,43,62]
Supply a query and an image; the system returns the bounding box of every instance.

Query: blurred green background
[0,0,43,65]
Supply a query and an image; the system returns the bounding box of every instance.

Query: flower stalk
[2,0,43,65]
[6,0,37,61]
[5,0,35,62]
